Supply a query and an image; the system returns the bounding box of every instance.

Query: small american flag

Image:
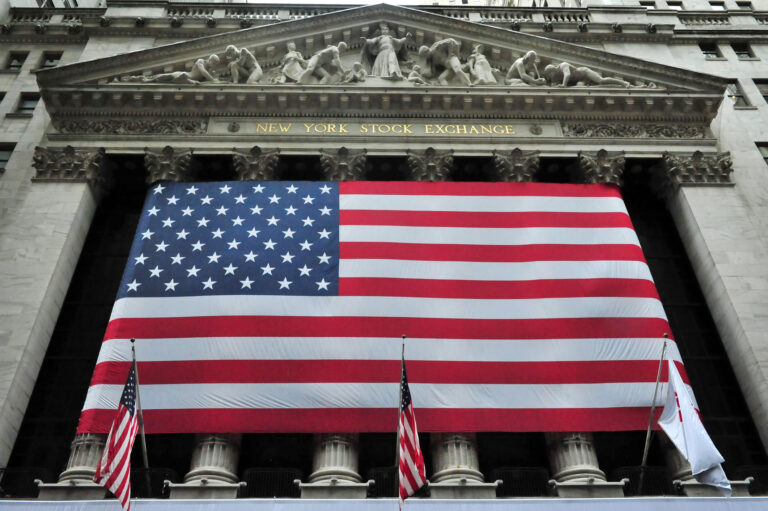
[94,360,139,511]
[398,359,426,503]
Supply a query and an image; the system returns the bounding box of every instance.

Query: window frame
[699,42,724,60]
[727,82,750,108]
[0,143,15,173]
[13,93,40,116]
[39,52,63,70]
[5,52,29,71]
[709,1,726,11]
[666,1,684,10]
[731,42,757,60]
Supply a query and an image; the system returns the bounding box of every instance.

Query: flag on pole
[658,356,731,495]
[398,359,426,503]
[94,360,140,511]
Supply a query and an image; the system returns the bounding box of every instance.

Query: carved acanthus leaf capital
[654,151,734,197]
[493,149,540,182]
[32,146,108,189]
[232,147,280,181]
[579,150,626,186]
[407,148,454,181]
[144,146,192,184]
[320,147,367,181]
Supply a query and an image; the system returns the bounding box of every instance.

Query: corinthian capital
[32,146,108,189]
[144,146,192,184]
[579,150,626,186]
[232,146,280,181]
[493,149,540,182]
[407,147,453,181]
[320,147,367,181]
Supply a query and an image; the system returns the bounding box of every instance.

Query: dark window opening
[727,82,750,107]
[640,1,656,8]
[756,143,768,166]
[732,43,755,59]
[535,157,581,183]
[699,42,722,59]
[0,143,14,172]
[709,1,726,10]
[40,52,63,69]
[275,156,324,181]
[736,1,753,9]
[365,156,410,181]
[15,93,40,115]
[450,157,495,182]
[6,52,28,71]
[666,1,683,10]
[754,81,768,104]
[190,155,236,182]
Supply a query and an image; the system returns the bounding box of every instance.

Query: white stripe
[83,381,682,411]
[340,194,628,213]
[339,259,654,282]
[110,295,666,321]
[340,226,639,246]
[98,337,682,365]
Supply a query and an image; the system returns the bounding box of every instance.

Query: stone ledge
[165,479,244,499]
[674,478,753,497]
[549,478,627,498]
[427,479,501,499]
[297,478,373,499]
[35,480,108,501]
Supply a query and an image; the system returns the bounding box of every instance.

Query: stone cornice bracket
[32,145,109,191]
[144,146,192,184]
[319,147,367,181]
[579,150,626,186]
[232,146,280,181]
[652,151,734,199]
[407,147,454,182]
[492,148,540,182]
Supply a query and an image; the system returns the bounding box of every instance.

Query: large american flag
[79,180,686,434]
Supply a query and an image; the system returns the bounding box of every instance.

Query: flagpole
[395,335,405,470]
[638,333,668,495]
[130,338,152,496]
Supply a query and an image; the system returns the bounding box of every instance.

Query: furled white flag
[658,357,731,495]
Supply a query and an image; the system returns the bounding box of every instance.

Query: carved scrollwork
[563,124,706,139]
[144,146,192,184]
[579,150,626,186]
[320,147,367,181]
[32,146,107,188]
[407,148,454,181]
[493,149,540,182]
[54,119,208,135]
[232,146,280,181]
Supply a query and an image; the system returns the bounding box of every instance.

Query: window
[727,82,749,107]
[755,81,768,103]
[666,1,683,9]
[15,93,39,115]
[640,0,656,7]
[6,52,28,71]
[0,144,15,173]
[699,42,722,59]
[736,1,753,9]
[709,1,725,10]
[731,42,755,59]
[40,52,62,69]
[757,144,768,165]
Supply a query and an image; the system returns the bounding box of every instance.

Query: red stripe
[104,316,672,342]
[79,407,664,434]
[340,181,621,197]
[340,210,632,228]
[340,242,645,263]
[91,359,689,385]
[339,277,659,299]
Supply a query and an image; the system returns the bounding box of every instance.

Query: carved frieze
[232,146,280,181]
[54,119,208,135]
[144,146,192,184]
[320,147,367,181]
[493,149,540,182]
[563,124,707,139]
[579,150,626,186]
[32,146,106,188]
[407,148,454,181]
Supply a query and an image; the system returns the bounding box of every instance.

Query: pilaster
[168,434,244,499]
[232,146,280,181]
[546,432,625,498]
[143,146,193,184]
[492,148,540,182]
[406,148,454,182]
[319,148,367,181]
[298,433,372,499]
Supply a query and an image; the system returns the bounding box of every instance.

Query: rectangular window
[640,1,656,7]
[0,143,14,173]
[699,42,722,59]
[40,52,62,69]
[757,144,768,165]
[732,43,755,59]
[6,52,28,71]
[16,93,40,115]
[709,1,725,10]
[667,1,683,10]
[727,83,749,107]
[736,1,753,9]
[755,81,768,103]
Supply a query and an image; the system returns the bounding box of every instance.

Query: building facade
[2,0,768,505]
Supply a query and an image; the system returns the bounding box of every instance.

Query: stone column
[36,433,109,500]
[232,146,280,180]
[143,146,192,184]
[319,147,367,181]
[492,148,540,182]
[168,434,243,499]
[546,432,625,497]
[298,433,372,498]
[428,434,499,498]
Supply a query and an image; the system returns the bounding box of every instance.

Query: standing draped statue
[279,41,307,83]
[360,23,411,80]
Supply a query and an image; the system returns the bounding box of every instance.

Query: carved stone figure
[505,51,545,86]
[360,23,411,80]
[465,44,498,85]
[279,42,307,84]
[298,42,349,85]
[342,62,367,84]
[407,65,429,86]
[419,38,471,86]
[543,62,630,88]
[224,45,262,84]
[121,55,221,84]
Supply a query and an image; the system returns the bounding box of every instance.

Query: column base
[297,478,373,499]
[427,479,501,499]
[36,480,108,501]
[549,478,627,498]
[674,478,752,497]
[166,479,245,499]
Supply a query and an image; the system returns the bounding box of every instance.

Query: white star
[318,252,331,264]
[286,184,299,194]
[187,265,200,277]
[263,239,276,250]
[319,184,332,194]
[211,228,225,239]
[197,217,210,228]
[298,265,312,276]
[244,251,258,262]
[134,253,148,265]
[208,252,221,264]
[281,251,295,263]
[228,239,241,250]
[153,184,166,194]
[126,279,141,292]
[191,241,205,251]
[247,228,260,238]
[171,253,185,265]
[155,241,169,252]
[301,217,314,228]
[319,206,332,216]
[250,205,263,215]
[223,263,237,275]
[162,217,175,228]
[167,195,179,205]
[149,266,163,278]
[299,240,313,251]
[202,277,216,290]
[141,229,154,240]
[232,216,244,226]
[316,278,330,291]
[201,195,213,205]
[176,229,189,240]
[164,279,178,291]
[253,184,265,193]
[240,276,254,289]
[283,228,295,239]
[216,206,228,216]
[303,195,315,204]
[318,229,331,239]
[181,206,194,216]
[285,205,297,215]
[261,263,274,275]
[234,195,246,204]
[278,277,292,289]
[186,185,198,195]
[267,216,279,226]
[220,184,232,194]
[147,206,160,216]
[269,194,280,204]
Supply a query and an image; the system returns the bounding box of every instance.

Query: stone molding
[563,123,707,139]
[54,119,208,136]
[493,148,540,182]
[32,146,107,188]
[144,146,193,184]
[232,146,280,181]
[579,150,626,186]
[407,147,454,181]
[319,148,367,181]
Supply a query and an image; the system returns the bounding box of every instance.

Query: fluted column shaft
[546,432,606,482]
[430,433,484,483]
[58,433,107,483]
[309,433,362,483]
[184,434,241,484]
